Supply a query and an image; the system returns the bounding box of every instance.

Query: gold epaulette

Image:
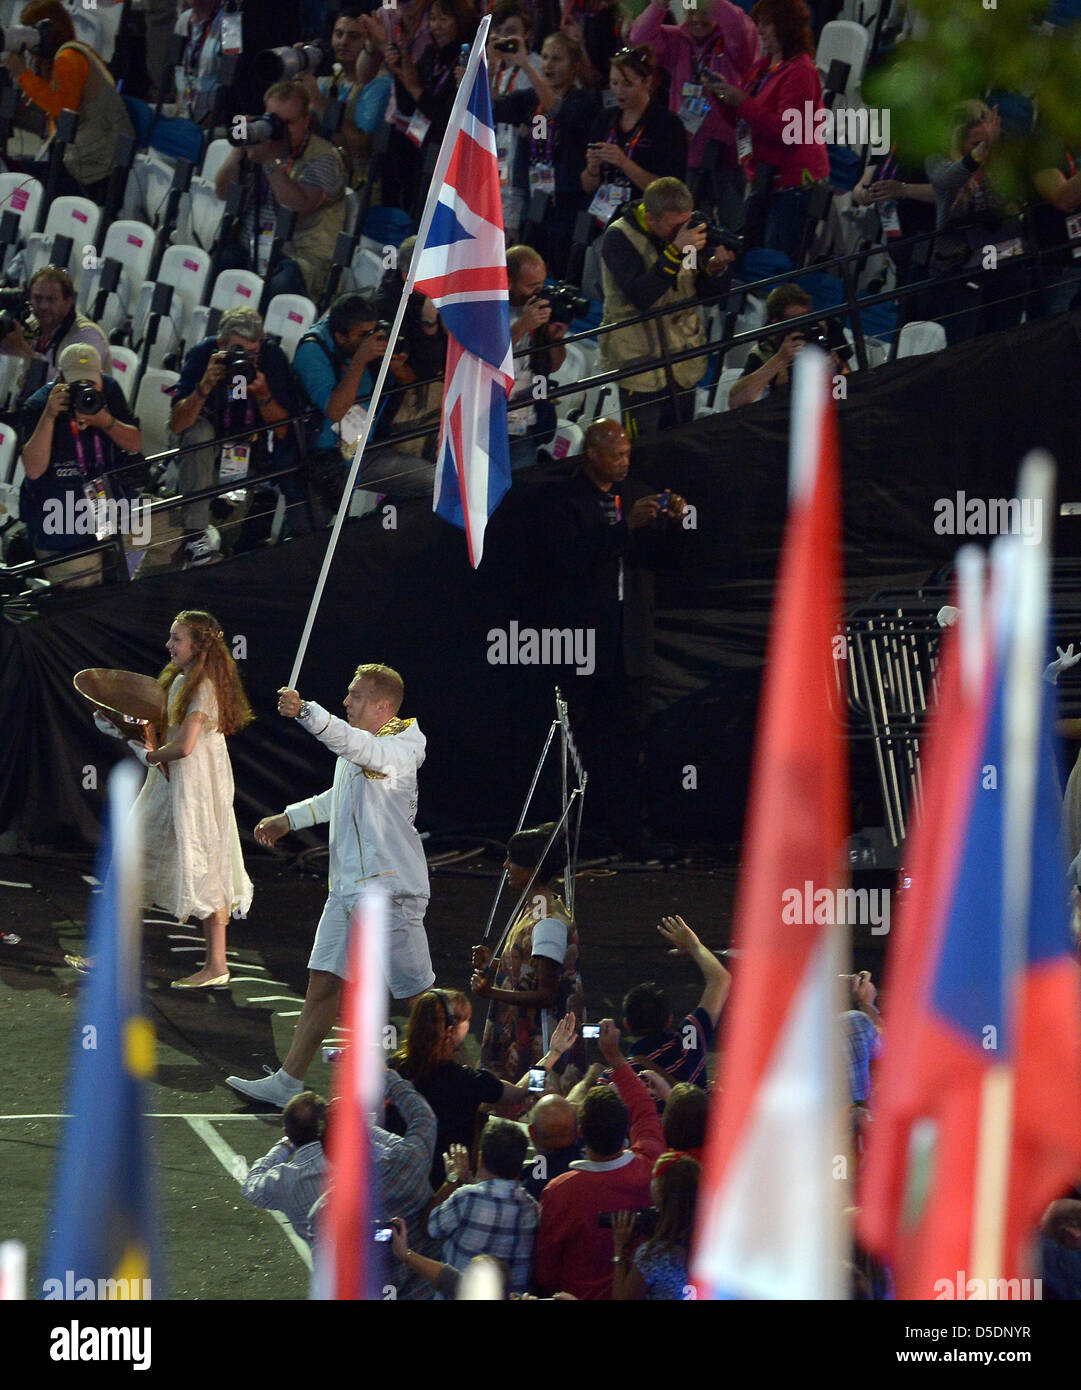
[361,717,415,780]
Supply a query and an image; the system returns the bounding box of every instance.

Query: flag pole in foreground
[41,761,163,1300]
[858,452,1081,1299]
[690,347,849,1299]
[311,886,389,1300]
[288,16,503,689]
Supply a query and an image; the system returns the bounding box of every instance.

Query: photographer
[214,79,347,305]
[18,343,141,589]
[240,1089,329,1248]
[486,4,554,241]
[2,0,134,201]
[293,292,434,509]
[169,306,309,566]
[729,282,848,410]
[507,245,569,471]
[599,176,735,438]
[0,265,109,381]
[297,7,392,184]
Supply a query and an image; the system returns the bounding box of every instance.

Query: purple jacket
[629,0,759,167]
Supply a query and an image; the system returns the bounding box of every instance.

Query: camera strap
[72,424,112,540]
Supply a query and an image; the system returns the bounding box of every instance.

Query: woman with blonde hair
[133,609,254,988]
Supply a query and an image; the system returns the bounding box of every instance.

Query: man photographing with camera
[18,342,141,588]
[170,305,307,565]
[599,175,736,439]
[214,79,347,305]
[507,245,576,471]
[729,282,851,411]
[0,266,109,382]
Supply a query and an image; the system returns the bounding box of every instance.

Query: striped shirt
[242,1139,327,1246]
[427,1179,539,1296]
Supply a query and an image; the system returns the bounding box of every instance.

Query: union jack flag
[410,21,513,568]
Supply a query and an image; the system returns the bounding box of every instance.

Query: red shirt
[533,1063,666,1299]
[727,51,831,189]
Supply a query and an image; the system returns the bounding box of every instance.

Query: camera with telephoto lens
[228,112,288,147]
[67,380,104,417]
[795,319,853,364]
[542,282,588,325]
[224,347,257,384]
[2,19,56,59]
[687,212,744,256]
[254,43,329,86]
[0,287,29,339]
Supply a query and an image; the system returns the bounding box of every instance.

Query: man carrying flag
[690,347,850,1300]
[41,762,164,1301]
[858,457,1081,1300]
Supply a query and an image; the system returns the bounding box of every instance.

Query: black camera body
[688,212,744,256]
[494,38,520,52]
[543,282,588,325]
[68,380,104,417]
[229,112,288,147]
[224,347,257,384]
[0,288,29,340]
[796,319,853,363]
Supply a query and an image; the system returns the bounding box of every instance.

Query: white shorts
[308,892,435,999]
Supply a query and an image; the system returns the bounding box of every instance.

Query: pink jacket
[628,0,759,167]
[726,52,830,189]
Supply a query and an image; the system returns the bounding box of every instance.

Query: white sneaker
[184,526,221,567]
[225,1066,303,1109]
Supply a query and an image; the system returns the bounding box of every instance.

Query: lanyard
[71,423,106,478]
[748,57,789,98]
[692,33,723,81]
[612,492,622,521]
[604,118,644,175]
[531,101,555,162]
[186,3,221,76]
[224,393,256,434]
[283,132,310,177]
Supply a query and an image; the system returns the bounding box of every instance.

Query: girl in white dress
[135,609,254,988]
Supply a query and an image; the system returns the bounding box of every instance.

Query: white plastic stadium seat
[348,246,384,294]
[132,244,211,348]
[80,219,156,332]
[816,20,871,95]
[21,195,102,280]
[199,139,234,186]
[897,320,948,357]
[549,341,588,419]
[107,346,143,404]
[187,180,227,252]
[133,369,180,459]
[122,153,175,227]
[545,420,584,462]
[208,267,265,314]
[0,420,16,484]
[711,366,747,413]
[0,173,43,273]
[263,293,317,358]
[0,354,24,412]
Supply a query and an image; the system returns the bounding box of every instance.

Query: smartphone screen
[528,1067,547,1091]
[581,1024,600,1039]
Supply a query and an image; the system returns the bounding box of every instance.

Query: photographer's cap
[57,343,103,382]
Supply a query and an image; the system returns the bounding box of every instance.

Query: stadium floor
[1,845,750,1300]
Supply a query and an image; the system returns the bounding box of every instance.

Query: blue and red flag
[410,18,514,568]
[859,457,1081,1298]
[42,762,164,1300]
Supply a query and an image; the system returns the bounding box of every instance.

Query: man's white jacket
[284,703,429,900]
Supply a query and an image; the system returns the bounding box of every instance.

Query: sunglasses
[611,46,652,75]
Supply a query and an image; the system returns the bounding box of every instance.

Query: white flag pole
[287,16,496,691]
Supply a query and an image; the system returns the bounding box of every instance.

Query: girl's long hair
[157,610,254,736]
[394,989,469,1081]
[641,1155,701,1261]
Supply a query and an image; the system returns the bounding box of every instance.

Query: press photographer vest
[599,211,708,394]
[49,42,135,188]
[280,134,347,300]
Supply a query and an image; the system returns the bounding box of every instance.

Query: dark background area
[2,311,1080,854]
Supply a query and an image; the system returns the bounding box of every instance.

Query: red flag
[691,349,849,1298]
[312,889,388,1300]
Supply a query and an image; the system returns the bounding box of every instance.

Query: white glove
[936,605,960,629]
[126,740,150,767]
[93,709,124,740]
[1044,644,1081,685]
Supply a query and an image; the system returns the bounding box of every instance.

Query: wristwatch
[297,700,312,721]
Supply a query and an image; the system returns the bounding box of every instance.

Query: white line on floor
[276,1011,302,1018]
[184,1117,312,1271]
[246,995,301,1004]
[169,947,204,954]
[0,880,32,889]
[229,978,289,987]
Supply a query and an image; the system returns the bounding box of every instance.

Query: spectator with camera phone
[215,79,347,305]
[169,306,309,565]
[599,175,735,436]
[485,2,555,240]
[0,265,109,382]
[174,0,228,127]
[533,1017,666,1299]
[729,282,849,410]
[611,1151,701,1299]
[18,342,141,589]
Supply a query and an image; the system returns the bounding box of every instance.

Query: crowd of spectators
[0,0,1079,590]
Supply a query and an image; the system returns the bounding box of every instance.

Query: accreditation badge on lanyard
[589,181,630,223]
[220,443,251,483]
[878,199,901,237]
[406,108,431,147]
[496,122,513,185]
[529,161,555,194]
[735,119,753,162]
[75,428,112,541]
[679,83,709,136]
